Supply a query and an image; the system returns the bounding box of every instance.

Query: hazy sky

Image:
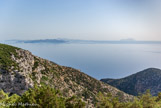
[0,0,161,40]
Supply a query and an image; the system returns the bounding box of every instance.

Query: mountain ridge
[101,68,161,96]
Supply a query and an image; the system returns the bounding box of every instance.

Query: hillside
[0,43,133,107]
[101,68,161,96]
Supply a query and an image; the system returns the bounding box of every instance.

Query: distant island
[4,39,161,44]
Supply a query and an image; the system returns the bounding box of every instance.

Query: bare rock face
[0,43,133,107]
[0,49,35,95]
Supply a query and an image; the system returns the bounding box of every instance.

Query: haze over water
[8,42,161,79]
[1,0,161,79]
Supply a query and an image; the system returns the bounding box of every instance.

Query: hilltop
[101,68,161,96]
[0,43,133,107]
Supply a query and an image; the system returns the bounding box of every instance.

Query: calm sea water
[8,43,161,79]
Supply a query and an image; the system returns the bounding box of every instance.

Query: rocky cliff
[0,43,133,107]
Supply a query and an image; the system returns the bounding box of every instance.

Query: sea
[5,42,161,80]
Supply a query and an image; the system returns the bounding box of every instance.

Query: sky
[0,0,161,41]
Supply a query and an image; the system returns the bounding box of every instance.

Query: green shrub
[95,90,161,108]
[0,44,20,70]
[14,85,85,108]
